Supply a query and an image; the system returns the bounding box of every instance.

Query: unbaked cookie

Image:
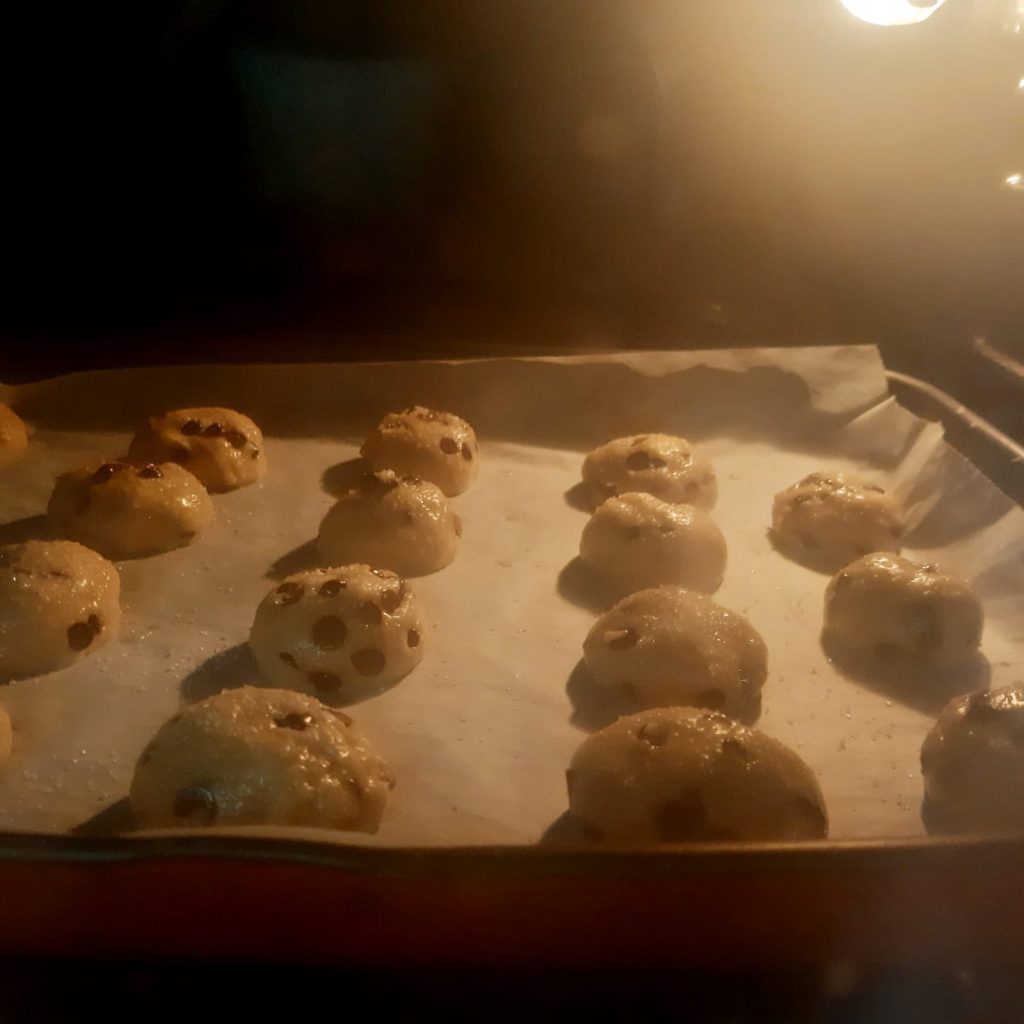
[130,687,395,832]
[581,434,717,509]
[0,540,120,679]
[772,472,903,570]
[921,684,1024,833]
[823,553,982,667]
[579,492,727,594]
[361,406,478,496]
[0,706,11,762]
[0,404,28,466]
[583,587,767,719]
[318,470,459,577]
[567,707,828,843]
[48,460,214,560]
[250,564,424,700]
[128,407,266,492]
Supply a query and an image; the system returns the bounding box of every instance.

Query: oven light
[1006,173,1024,190]
[839,0,948,26]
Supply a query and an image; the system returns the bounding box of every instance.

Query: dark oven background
[5,1,1023,415]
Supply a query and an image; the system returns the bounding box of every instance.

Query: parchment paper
[1,346,1022,846]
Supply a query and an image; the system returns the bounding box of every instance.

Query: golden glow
[839,0,947,26]
[1006,173,1024,191]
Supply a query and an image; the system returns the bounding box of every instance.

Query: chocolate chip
[279,652,297,668]
[137,464,163,479]
[407,628,420,648]
[86,614,101,632]
[202,422,223,438]
[605,627,638,651]
[461,443,473,461]
[275,581,304,605]
[351,649,386,676]
[655,790,709,841]
[225,430,248,450]
[358,601,383,626]
[694,689,725,711]
[309,671,343,693]
[180,420,202,436]
[625,450,651,471]
[637,720,670,747]
[453,515,462,538]
[274,713,313,731]
[380,586,404,615]
[439,436,459,455]
[173,786,218,824]
[91,463,122,485]
[67,621,95,651]
[319,579,344,597]
[311,615,348,649]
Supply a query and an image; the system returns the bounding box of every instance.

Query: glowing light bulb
[839,0,948,26]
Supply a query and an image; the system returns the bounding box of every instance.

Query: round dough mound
[128,407,266,493]
[360,406,478,496]
[130,687,395,832]
[579,492,727,594]
[921,684,1024,833]
[0,404,28,466]
[823,553,982,667]
[568,707,827,843]
[0,540,120,679]
[0,706,11,762]
[772,471,903,570]
[581,434,717,509]
[48,460,214,560]
[318,470,459,577]
[250,564,424,700]
[583,586,767,718]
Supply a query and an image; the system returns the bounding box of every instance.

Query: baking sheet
[1,346,1022,846]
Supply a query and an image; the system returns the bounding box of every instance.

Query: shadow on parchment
[556,557,620,615]
[563,481,597,513]
[320,457,370,498]
[72,797,133,837]
[821,632,990,717]
[0,515,54,546]
[538,810,590,846]
[266,539,320,581]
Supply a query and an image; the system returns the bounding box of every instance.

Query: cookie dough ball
[318,470,460,577]
[823,553,982,667]
[0,540,120,679]
[772,472,903,571]
[128,407,266,493]
[581,434,717,509]
[130,687,395,832]
[921,684,1024,833]
[583,587,767,719]
[0,404,28,466]
[579,493,727,595]
[250,564,424,701]
[567,707,827,843]
[47,461,214,560]
[0,706,11,762]
[361,406,478,496]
